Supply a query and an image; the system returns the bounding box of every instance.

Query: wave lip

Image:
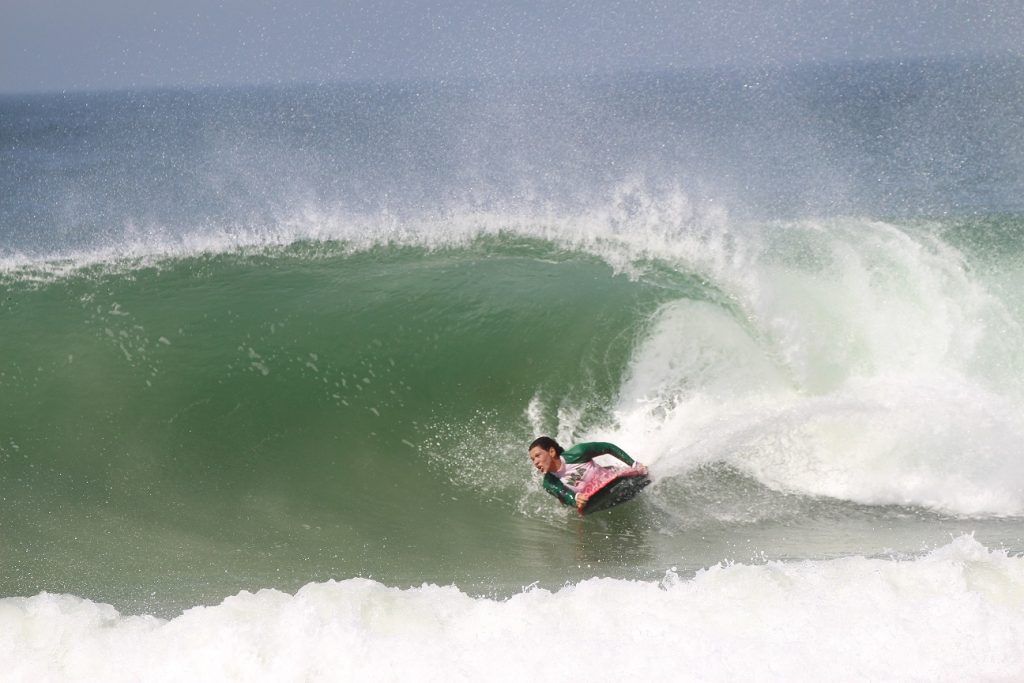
[2,537,1023,682]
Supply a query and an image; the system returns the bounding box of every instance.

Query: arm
[567,441,636,466]
[543,473,577,507]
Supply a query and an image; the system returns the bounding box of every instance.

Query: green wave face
[1,239,683,611]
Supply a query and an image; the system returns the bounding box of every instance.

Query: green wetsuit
[542,441,636,507]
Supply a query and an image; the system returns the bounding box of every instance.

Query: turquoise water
[2,240,671,611]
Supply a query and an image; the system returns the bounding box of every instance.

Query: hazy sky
[3,0,1022,92]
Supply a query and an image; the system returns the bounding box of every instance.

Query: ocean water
[3,57,1024,681]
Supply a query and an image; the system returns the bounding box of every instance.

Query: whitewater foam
[1,537,1022,683]
[587,208,1024,516]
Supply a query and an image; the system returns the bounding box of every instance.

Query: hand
[575,493,590,510]
[635,463,649,476]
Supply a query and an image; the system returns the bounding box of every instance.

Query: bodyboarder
[528,436,648,512]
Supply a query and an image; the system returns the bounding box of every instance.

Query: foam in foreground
[2,536,1022,683]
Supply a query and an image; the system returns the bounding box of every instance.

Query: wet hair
[529,436,563,455]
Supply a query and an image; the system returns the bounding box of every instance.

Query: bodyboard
[579,469,651,515]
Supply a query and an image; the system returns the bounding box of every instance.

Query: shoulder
[562,442,603,462]
[564,441,616,456]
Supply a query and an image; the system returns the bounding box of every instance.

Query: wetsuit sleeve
[568,442,636,466]
[543,473,577,507]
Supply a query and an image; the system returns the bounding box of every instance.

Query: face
[528,446,560,474]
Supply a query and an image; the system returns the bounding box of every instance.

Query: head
[528,436,564,474]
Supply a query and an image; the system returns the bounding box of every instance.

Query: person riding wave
[528,436,648,511]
